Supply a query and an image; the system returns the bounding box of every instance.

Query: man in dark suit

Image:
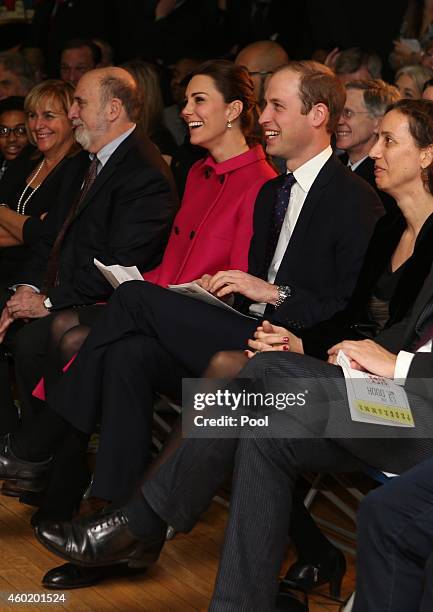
[32,60,383,504]
[0,66,177,428]
[0,61,382,585]
[336,78,400,215]
[35,257,433,609]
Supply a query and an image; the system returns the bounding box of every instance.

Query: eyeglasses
[341,108,371,120]
[0,125,27,138]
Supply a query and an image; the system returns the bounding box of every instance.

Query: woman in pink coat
[144,61,276,287]
[29,60,276,501]
[34,60,276,395]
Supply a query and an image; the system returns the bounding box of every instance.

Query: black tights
[44,309,91,392]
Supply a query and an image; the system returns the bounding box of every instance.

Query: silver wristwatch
[275,285,293,308]
[43,297,53,311]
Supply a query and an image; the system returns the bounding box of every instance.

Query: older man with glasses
[336,78,401,214]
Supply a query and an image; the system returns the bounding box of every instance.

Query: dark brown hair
[189,59,260,146]
[386,98,433,193]
[274,61,346,133]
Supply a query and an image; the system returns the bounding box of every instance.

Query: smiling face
[181,74,234,152]
[369,109,426,197]
[27,96,73,156]
[68,73,110,152]
[0,109,28,160]
[336,88,379,162]
[258,69,314,168]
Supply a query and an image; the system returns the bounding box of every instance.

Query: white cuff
[9,284,40,293]
[394,350,415,385]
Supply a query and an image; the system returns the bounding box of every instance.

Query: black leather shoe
[31,507,76,528]
[42,562,146,589]
[2,477,45,497]
[19,491,43,508]
[280,547,346,597]
[0,434,51,483]
[35,507,165,569]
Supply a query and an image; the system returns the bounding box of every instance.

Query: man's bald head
[236,41,289,74]
[70,67,140,152]
[235,41,289,104]
[82,67,140,123]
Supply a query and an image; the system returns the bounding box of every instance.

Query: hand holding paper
[328,339,397,378]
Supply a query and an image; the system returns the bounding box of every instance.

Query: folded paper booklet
[168,281,256,319]
[94,258,143,289]
[337,350,414,428]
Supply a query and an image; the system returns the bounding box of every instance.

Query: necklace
[16,159,45,215]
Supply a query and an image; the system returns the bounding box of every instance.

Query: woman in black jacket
[0,79,79,289]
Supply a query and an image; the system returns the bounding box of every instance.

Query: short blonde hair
[24,79,74,146]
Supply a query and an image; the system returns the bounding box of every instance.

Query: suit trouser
[0,288,21,431]
[139,352,433,612]
[421,554,433,611]
[46,281,259,500]
[354,456,433,612]
[0,306,52,433]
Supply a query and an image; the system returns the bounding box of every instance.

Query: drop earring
[227,119,232,128]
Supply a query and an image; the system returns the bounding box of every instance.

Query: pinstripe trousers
[141,352,433,611]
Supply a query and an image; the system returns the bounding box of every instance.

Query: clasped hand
[0,287,49,343]
[245,320,303,358]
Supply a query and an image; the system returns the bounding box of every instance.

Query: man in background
[59,39,102,87]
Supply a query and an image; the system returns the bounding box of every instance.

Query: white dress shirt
[394,341,432,384]
[347,155,368,172]
[250,145,333,316]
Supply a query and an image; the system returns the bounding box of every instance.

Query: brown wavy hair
[189,59,261,146]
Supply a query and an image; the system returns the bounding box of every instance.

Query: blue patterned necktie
[265,173,297,272]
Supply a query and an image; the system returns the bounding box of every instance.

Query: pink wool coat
[143,144,276,286]
[33,145,275,401]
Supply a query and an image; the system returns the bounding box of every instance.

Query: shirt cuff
[394,350,415,385]
[9,284,40,293]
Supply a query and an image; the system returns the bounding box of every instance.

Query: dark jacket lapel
[404,263,433,346]
[74,131,136,218]
[274,154,342,284]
